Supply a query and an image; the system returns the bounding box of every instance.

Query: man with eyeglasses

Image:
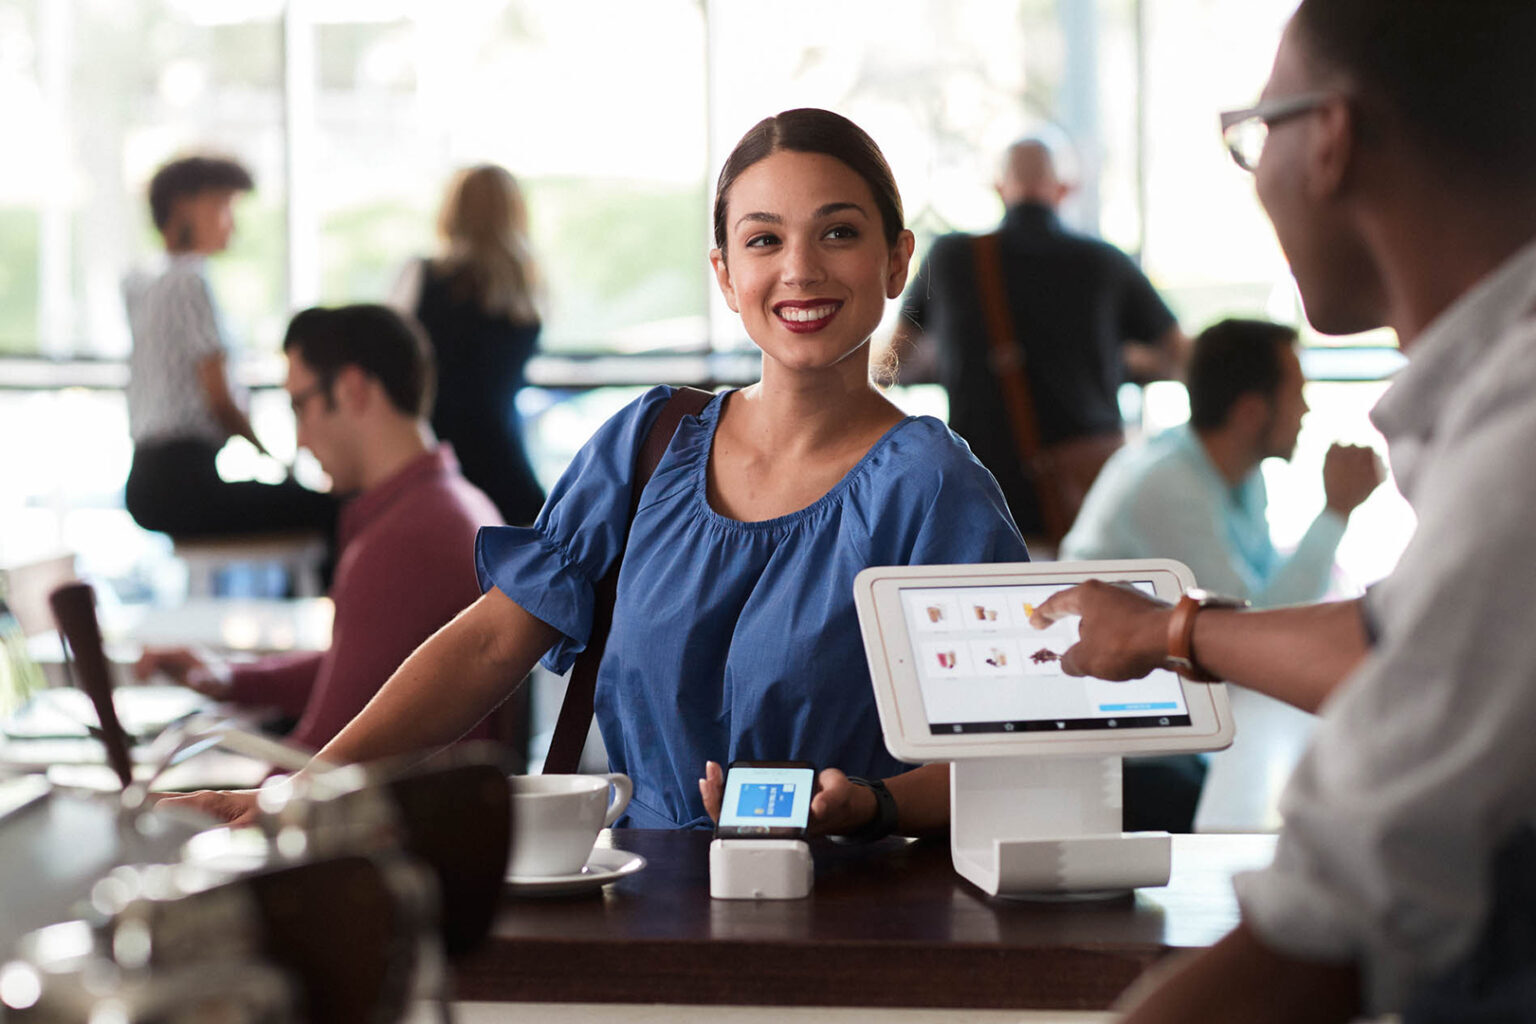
[136,305,504,754]
[1030,2,1536,1021]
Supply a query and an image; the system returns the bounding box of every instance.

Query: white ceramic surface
[507,773,632,877]
[504,846,647,896]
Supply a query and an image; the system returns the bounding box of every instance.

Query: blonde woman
[392,165,546,526]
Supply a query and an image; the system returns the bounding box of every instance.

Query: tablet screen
[898,581,1191,735]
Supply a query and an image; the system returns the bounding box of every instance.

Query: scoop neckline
[689,388,916,531]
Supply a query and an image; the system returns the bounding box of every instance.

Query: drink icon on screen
[972,605,999,622]
[985,648,1008,668]
[936,650,957,670]
[926,605,945,623]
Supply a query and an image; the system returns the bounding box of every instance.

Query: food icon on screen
[1021,602,1036,619]
[936,650,957,669]
[1030,648,1060,665]
[985,648,1008,668]
[926,605,945,623]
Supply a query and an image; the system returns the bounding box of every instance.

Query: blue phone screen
[718,765,814,829]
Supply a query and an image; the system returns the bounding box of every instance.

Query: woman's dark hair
[1187,319,1298,432]
[712,108,905,253]
[1293,0,1536,185]
[148,155,254,231]
[283,304,436,418]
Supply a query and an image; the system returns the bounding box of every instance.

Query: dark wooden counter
[455,829,1275,1010]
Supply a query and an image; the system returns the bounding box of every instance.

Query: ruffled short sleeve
[474,385,674,672]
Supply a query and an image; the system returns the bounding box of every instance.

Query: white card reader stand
[709,838,813,900]
[951,756,1170,898]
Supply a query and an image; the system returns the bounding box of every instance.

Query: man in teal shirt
[1061,319,1381,606]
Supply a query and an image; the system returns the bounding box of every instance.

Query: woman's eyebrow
[735,211,782,230]
[733,202,870,232]
[815,201,868,219]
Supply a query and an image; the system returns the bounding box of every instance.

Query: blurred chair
[2,553,77,637]
[48,580,134,789]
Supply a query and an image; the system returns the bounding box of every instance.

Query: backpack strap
[541,386,715,774]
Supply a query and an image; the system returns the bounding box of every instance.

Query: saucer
[504,846,647,896]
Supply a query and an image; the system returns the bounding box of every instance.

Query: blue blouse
[476,387,1028,828]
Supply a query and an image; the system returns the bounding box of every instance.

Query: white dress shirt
[1234,237,1536,1012]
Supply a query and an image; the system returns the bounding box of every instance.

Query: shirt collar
[1371,236,1536,446]
[338,444,459,540]
[1000,201,1060,235]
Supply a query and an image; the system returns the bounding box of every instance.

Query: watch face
[1185,588,1248,608]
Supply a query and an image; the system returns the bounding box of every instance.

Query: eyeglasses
[288,380,330,417]
[1219,92,1334,172]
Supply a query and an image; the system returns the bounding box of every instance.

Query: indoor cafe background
[0,0,1411,613]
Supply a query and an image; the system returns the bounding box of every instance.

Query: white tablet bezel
[854,559,1234,762]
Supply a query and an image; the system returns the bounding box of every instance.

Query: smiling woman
[165,109,1030,843]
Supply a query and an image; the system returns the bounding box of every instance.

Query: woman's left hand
[807,767,878,836]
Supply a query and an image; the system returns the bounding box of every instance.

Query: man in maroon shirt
[135,304,504,752]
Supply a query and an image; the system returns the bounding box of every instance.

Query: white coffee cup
[507,773,632,877]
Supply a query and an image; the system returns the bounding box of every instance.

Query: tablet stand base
[950,756,1170,898]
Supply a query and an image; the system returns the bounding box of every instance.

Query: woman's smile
[774,299,844,333]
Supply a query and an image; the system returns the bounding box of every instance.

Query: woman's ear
[885,229,917,300]
[709,248,739,313]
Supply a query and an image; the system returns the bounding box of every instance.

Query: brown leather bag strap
[542,386,715,774]
[971,233,1069,540]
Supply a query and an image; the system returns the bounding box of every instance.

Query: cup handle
[600,773,632,827]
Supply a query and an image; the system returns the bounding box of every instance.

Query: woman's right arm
[197,353,268,455]
[316,586,559,766]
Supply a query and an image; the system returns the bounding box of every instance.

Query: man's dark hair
[713,107,905,252]
[1293,0,1536,185]
[147,156,254,231]
[1188,319,1298,431]
[282,304,436,418]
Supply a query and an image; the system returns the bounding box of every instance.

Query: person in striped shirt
[123,154,334,545]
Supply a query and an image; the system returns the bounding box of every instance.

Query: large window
[0,0,1412,598]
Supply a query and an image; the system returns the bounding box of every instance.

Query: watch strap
[842,776,899,844]
[1166,590,1246,682]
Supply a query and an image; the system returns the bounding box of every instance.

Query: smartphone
[714,760,816,839]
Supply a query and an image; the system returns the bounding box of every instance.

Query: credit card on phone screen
[715,760,815,839]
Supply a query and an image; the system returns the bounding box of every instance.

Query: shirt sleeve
[227,652,323,720]
[167,271,227,361]
[1234,385,1536,1012]
[1112,251,1177,346]
[475,385,676,674]
[1252,508,1346,607]
[875,420,1030,565]
[1112,462,1266,600]
[276,505,484,753]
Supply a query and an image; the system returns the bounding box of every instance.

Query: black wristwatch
[841,776,899,844]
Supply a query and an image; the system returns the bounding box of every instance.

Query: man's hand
[1322,443,1385,517]
[155,789,261,827]
[1029,580,1173,680]
[699,762,878,837]
[134,646,232,699]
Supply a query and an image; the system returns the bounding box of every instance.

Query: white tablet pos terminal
[853,559,1235,898]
